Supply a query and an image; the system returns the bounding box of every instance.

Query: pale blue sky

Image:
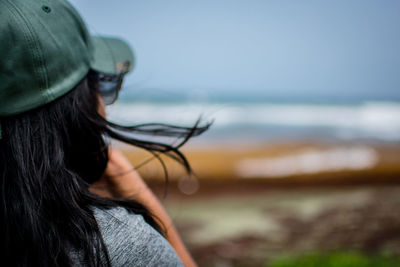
[70,0,400,99]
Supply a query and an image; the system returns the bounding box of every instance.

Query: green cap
[0,0,134,118]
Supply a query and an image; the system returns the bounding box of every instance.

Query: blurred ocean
[107,88,400,143]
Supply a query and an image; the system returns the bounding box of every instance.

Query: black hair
[0,75,209,267]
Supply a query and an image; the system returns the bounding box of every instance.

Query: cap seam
[32,6,65,101]
[4,0,50,101]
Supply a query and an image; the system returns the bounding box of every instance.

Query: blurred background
[71,1,400,266]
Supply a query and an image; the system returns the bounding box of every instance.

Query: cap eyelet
[42,5,51,13]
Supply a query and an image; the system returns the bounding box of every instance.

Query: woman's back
[71,207,183,266]
[0,0,207,266]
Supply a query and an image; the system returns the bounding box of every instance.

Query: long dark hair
[0,74,209,267]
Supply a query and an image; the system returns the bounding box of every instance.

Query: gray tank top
[81,207,184,266]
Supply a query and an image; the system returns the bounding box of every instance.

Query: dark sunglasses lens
[98,79,121,105]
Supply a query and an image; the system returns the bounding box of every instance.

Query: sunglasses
[89,71,124,105]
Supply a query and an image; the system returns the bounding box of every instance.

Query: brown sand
[121,141,400,185]
[120,142,400,266]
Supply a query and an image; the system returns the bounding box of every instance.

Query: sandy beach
[118,141,400,266]
[121,141,400,185]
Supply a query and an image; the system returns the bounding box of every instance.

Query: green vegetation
[268,252,400,267]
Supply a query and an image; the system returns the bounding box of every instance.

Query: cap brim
[90,36,134,75]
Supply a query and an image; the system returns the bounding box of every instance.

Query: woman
[0,0,208,266]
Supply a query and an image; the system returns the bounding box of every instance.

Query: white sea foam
[235,146,379,178]
[107,101,400,141]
